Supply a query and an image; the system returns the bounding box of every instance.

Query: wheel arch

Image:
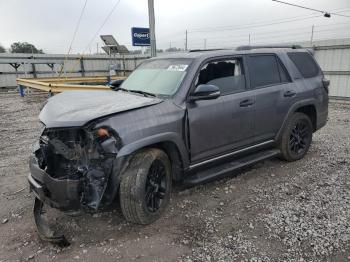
[275,99,318,142]
[295,105,317,131]
[117,132,189,180]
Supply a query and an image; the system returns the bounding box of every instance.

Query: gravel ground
[0,92,349,262]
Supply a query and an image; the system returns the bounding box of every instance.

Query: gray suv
[28,46,329,244]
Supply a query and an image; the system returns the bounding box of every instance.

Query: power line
[156,8,350,45]
[158,22,350,50]
[272,0,330,16]
[188,8,350,33]
[332,12,350,18]
[187,7,349,33]
[189,22,350,43]
[188,26,350,49]
[67,0,88,55]
[189,14,323,33]
[188,12,318,33]
[272,0,350,18]
[61,0,122,76]
[84,0,122,53]
[182,8,350,49]
[59,0,88,76]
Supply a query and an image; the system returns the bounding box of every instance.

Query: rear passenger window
[195,58,245,95]
[287,52,320,78]
[248,55,281,88]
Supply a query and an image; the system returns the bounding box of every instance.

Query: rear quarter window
[287,52,320,78]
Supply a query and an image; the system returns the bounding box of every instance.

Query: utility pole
[96,43,99,54]
[204,39,207,50]
[310,25,314,45]
[249,34,251,45]
[185,30,188,51]
[148,0,157,57]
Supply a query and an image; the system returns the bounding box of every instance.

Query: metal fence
[1,38,350,98]
[0,53,150,88]
[308,39,350,99]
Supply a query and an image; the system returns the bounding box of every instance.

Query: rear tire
[279,112,313,162]
[119,148,172,224]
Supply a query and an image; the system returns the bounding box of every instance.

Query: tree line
[0,42,44,54]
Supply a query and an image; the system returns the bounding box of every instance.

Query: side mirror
[189,84,220,101]
[110,79,124,90]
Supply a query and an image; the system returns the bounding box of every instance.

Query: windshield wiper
[111,86,129,92]
[128,89,156,97]
[111,86,156,97]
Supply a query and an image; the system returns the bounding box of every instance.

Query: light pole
[148,0,157,57]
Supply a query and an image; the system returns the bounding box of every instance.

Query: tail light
[322,78,330,94]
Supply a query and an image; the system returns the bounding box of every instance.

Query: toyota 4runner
[28,45,329,244]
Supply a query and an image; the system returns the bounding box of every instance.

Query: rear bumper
[28,155,82,211]
[316,108,328,130]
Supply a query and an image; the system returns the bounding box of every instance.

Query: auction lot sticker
[167,65,188,71]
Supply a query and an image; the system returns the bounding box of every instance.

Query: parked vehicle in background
[28,45,329,244]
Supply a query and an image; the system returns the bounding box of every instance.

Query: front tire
[119,148,172,224]
[279,112,313,161]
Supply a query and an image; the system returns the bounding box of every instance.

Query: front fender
[117,132,190,168]
[103,132,188,204]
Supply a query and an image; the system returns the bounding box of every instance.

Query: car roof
[152,47,310,61]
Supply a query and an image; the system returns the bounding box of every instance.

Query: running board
[184,149,280,186]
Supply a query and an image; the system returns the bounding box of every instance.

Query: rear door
[246,54,296,142]
[187,56,255,163]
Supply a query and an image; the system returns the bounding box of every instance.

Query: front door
[187,57,255,163]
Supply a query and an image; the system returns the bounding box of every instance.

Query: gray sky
[1,0,350,54]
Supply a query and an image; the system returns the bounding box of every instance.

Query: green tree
[10,42,44,54]
[0,44,5,53]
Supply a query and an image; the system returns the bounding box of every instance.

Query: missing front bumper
[28,155,81,211]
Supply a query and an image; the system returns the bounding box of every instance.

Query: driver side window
[195,58,246,95]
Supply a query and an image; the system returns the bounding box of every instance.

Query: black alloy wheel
[145,160,167,212]
[279,112,313,161]
[289,121,311,155]
[119,148,172,224]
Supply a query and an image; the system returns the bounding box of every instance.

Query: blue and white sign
[131,27,150,46]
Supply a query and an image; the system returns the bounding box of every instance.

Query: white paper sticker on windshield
[167,64,188,71]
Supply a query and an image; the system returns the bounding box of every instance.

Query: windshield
[121,58,192,96]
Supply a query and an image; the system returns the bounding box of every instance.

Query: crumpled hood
[40,90,163,128]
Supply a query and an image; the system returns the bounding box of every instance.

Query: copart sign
[131,27,150,46]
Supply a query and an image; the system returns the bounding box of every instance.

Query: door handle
[284,90,297,97]
[239,99,254,107]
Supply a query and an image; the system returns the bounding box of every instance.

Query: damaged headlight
[81,125,121,209]
[92,126,121,155]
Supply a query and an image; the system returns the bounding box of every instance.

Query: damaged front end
[28,124,121,244]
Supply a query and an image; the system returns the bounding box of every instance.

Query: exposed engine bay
[32,125,121,210]
[29,125,122,246]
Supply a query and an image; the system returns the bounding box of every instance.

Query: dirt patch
[0,93,349,261]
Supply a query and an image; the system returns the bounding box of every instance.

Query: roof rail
[189,48,226,52]
[235,44,302,51]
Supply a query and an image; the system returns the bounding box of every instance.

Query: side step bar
[184,149,280,186]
